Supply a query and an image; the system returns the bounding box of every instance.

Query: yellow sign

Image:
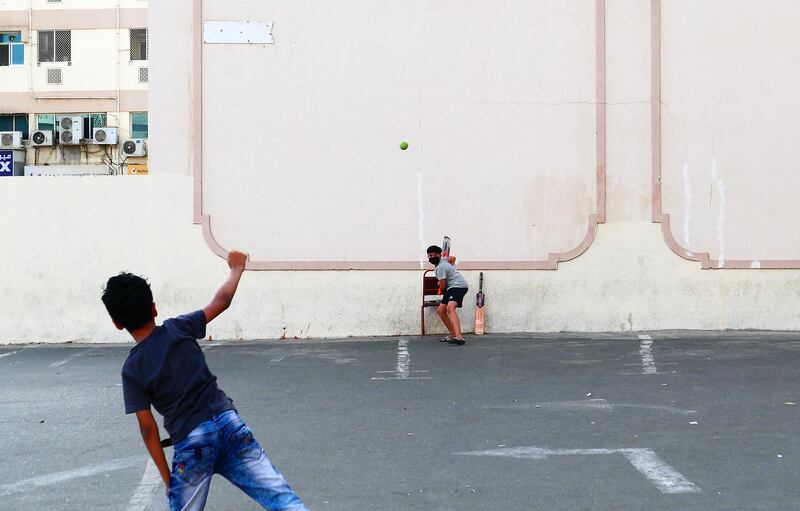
[128,164,148,175]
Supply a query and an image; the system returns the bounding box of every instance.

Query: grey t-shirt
[435,260,469,290]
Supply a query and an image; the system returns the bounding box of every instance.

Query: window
[37,113,107,138]
[129,29,148,61]
[0,32,24,66]
[89,113,107,127]
[38,30,71,63]
[36,114,55,132]
[131,112,148,139]
[0,114,30,140]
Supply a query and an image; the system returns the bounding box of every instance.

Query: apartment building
[0,0,148,176]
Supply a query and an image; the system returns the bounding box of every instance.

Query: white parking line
[457,445,701,494]
[0,456,143,497]
[126,459,162,511]
[372,340,432,380]
[621,448,701,494]
[486,399,696,415]
[0,350,22,359]
[638,335,658,374]
[49,350,88,368]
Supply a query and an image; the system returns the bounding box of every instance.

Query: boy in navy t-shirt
[102,251,307,511]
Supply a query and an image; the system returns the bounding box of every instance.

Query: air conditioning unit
[31,130,55,147]
[92,127,118,145]
[122,139,147,157]
[0,131,23,149]
[59,116,83,145]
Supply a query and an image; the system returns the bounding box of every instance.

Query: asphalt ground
[1,332,798,510]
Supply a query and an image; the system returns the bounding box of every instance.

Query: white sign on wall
[203,20,274,44]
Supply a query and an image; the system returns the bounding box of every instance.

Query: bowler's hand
[228,251,248,272]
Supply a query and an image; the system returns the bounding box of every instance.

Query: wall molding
[650,0,799,269]
[192,0,607,270]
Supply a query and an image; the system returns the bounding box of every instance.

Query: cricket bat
[475,272,485,335]
[437,236,451,295]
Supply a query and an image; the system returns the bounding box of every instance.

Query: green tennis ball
[399,141,409,151]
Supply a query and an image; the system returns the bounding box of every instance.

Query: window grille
[138,66,148,83]
[90,114,107,133]
[129,29,148,61]
[38,30,71,63]
[47,68,62,84]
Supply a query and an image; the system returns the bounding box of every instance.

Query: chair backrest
[423,270,440,296]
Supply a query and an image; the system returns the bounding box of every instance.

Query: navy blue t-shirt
[121,310,234,443]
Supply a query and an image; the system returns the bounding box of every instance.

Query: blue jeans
[168,410,307,511]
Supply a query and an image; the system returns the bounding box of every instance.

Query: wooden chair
[421,270,442,336]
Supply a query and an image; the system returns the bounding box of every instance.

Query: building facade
[3,1,800,344]
[0,0,148,175]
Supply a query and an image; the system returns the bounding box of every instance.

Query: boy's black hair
[102,273,154,331]
[427,245,442,254]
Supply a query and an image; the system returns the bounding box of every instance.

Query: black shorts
[441,287,469,308]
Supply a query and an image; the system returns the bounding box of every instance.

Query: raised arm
[203,250,248,324]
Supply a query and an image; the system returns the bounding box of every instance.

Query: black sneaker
[447,337,466,345]
[440,336,453,343]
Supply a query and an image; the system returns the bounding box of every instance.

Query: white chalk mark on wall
[457,446,701,494]
[681,163,693,254]
[416,173,426,269]
[710,157,726,268]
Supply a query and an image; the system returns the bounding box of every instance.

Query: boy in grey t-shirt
[427,245,469,345]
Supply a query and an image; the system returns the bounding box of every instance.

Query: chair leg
[420,305,425,337]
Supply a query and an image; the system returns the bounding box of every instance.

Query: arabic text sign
[0,151,13,177]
